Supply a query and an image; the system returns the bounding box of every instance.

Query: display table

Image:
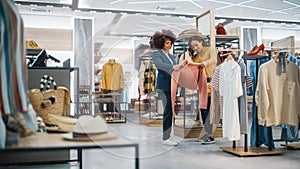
[0,132,139,169]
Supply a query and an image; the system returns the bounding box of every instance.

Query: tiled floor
[1,113,300,169]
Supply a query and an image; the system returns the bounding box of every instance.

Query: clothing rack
[221,55,285,157]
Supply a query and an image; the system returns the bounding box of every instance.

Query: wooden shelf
[220,146,286,157]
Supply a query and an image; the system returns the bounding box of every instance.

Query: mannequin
[101,58,124,92]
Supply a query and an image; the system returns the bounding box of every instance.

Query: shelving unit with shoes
[93,91,127,123]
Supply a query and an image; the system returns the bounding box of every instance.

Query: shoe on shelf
[163,138,179,146]
[247,44,265,56]
[246,45,258,56]
[201,137,215,145]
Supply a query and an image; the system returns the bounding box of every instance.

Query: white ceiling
[15,0,300,37]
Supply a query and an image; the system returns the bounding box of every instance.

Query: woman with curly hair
[151,30,183,146]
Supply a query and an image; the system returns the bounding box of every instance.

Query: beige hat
[62,115,117,141]
[177,29,202,42]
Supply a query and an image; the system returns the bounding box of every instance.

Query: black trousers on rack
[200,97,213,139]
[158,91,173,140]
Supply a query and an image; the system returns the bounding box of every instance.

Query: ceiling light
[90,10,97,13]
[110,0,123,4]
[156,6,177,11]
[269,22,275,24]
[233,19,239,22]
[282,0,300,7]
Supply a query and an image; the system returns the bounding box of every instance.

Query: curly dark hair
[151,30,176,49]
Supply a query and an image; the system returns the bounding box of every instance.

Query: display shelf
[136,95,163,127]
[220,146,285,157]
[91,92,127,123]
[215,35,240,42]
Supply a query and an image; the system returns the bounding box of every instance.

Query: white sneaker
[163,138,179,146]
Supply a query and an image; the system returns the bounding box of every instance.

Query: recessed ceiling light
[156,6,177,10]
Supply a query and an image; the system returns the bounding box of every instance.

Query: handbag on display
[28,75,71,125]
[215,23,227,35]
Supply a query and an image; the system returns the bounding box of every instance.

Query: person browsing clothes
[188,35,218,144]
[151,30,183,146]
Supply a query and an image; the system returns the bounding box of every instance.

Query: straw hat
[177,29,202,42]
[62,115,117,141]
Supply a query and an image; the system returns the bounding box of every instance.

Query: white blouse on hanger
[219,60,243,141]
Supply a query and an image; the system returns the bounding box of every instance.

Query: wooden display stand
[174,125,222,138]
[139,117,162,127]
[281,143,300,150]
[220,146,285,157]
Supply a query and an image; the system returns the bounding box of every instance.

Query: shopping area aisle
[1,113,300,169]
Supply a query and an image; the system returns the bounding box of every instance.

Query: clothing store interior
[1,0,300,169]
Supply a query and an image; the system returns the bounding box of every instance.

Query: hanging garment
[178,51,197,95]
[101,61,124,91]
[249,59,275,147]
[219,60,243,141]
[238,58,249,134]
[209,66,223,124]
[0,0,28,115]
[281,54,300,142]
[143,62,156,94]
[138,62,146,96]
[171,62,208,116]
[287,54,300,68]
[256,60,300,127]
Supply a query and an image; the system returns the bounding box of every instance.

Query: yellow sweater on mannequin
[102,61,124,91]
